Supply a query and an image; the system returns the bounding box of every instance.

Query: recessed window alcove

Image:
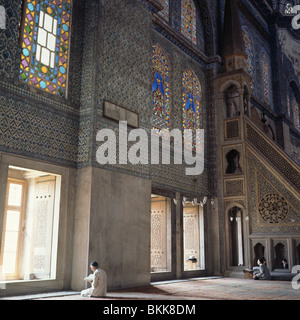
[0,166,61,282]
[227,207,244,267]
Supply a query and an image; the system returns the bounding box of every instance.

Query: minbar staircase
[244,116,300,281]
[245,116,300,194]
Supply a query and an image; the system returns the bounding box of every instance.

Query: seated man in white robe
[81,261,107,298]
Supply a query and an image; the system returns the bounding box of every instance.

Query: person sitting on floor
[81,261,107,298]
[282,259,289,270]
[253,258,271,281]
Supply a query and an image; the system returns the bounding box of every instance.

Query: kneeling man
[81,261,107,297]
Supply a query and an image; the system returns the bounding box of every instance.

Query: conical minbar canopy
[223,0,245,57]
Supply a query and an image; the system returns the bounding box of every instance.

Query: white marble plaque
[104,100,139,128]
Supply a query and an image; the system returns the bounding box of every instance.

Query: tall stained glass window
[285,2,294,14]
[262,52,271,104]
[293,100,300,129]
[20,0,72,97]
[242,26,255,94]
[287,95,292,118]
[181,0,196,45]
[158,0,169,22]
[288,84,300,128]
[182,70,201,149]
[152,46,170,134]
[287,85,295,118]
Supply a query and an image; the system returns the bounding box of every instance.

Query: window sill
[0,278,64,298]
[0,278,55,284]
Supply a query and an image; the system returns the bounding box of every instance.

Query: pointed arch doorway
[225,203,249,274]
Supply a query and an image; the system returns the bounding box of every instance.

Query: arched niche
[264,124,276,141]
[243,85,250,117]
[297,243,300,265]
[253,243,265,267]
[274,242,286,269]
[224,85,241,118]
[226,149,242,175]
[226,206,245,267]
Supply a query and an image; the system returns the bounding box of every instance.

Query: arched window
[181,0,196,45]
[262,52,271,104]
[288,83,300,129]
[20,0,72,97]
[293,100,300,129]
[287,95,292,118]
[158,0,169,22]
[152,46,170,133]
[182,69,201,149]
[285,2,294,14]
[242,26,255,95]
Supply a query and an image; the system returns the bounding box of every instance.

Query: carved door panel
[32,176,55,278]
[151,199,167,272]
[183,206,199,270]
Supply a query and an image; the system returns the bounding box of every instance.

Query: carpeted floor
[30,277,300,300]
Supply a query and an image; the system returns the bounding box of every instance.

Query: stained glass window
[285,2,294,14]
[293,100,300,129]
[152,46,170,134]
[287,95,291,118]
[287,85,295,118]
[242,26,255,94]
[288,85,300,129]
[181,0,196,45]
[262,52,271,104]
[182,70,201,149]
[158,0,169,22]
[20,0,72,97]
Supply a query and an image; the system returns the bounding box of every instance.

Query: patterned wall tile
[0,93,79,166]
[0,0,298,195]
[0,0,22,80]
